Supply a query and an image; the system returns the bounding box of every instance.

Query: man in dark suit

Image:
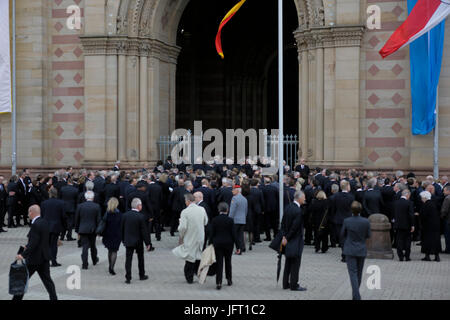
[295,158,310,181]
[127,181,154,246]
[363,178,384,216]
[104,174,120,206]
[330,180,355,262]
[13,205,58,300]
[41,188,66,267]
[75,191,102,269]
[262,177,279,241]
[393,189,415,261]
[341,201,371,300]
[121,198,151,284]
[281,191,306,291]
[169,179,192,236]
[0,175,7,232]
[60,178,79,241]
[124,177,138,211]
[93,171,107,212]
[194,179,215,213]
[147,176,163,241]
[17,170,31,226]
[249,179,265,243]
[216,178,233,206]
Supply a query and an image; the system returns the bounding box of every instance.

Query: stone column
[139,49,149,161]
[106,55,118,162]
[126,54,139,161]
[118,53,127,161]
[301,50,309,159]
[148,56,160,162]
[315,47,324,161]
[168,62,177,134]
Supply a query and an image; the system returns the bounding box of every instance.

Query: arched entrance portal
[176,0,299,135]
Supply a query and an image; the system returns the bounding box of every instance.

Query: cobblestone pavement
[0,227,449,300]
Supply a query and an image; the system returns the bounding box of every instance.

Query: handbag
[96,212,108,236]
[9,260,29,296]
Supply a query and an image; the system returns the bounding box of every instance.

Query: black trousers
[62,212,75,239]
[264,211,278,240]
[170,211,181,234]
[234,224,245,251]
[313,228,329,253]
[345,255,365,300]
[12,261,57,300]
[7,203,16,226]
[80,234,97,267]
[0,202,6,226]
[283,256,302,290]
[335,224,345,258]
[396,229,412,260]
[125,243,145,280]
[214,246,232,285]
[329,223,337,246]
[49,233,59,264]
[184,260,200,283]
[303,212,313,244]
[251,212,261,242]
[149,216,161,240]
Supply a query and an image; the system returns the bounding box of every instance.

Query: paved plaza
[0,228,449,300]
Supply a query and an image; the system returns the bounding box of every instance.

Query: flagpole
[11,0,17,176]
[278,0,284,227]
[434,85,439,179]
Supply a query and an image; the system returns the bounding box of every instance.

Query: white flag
[0,0,11,114]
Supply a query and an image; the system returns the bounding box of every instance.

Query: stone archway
[81,0,365,167]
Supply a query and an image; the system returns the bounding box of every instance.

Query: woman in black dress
[102,197,122,275]
[419,191,441,262]
[309,191,330,253]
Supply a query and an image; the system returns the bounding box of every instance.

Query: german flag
[215,0,247,59]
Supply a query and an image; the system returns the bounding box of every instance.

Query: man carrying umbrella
[280,191,306,291]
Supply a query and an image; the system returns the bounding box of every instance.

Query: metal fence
[157,131,299,170]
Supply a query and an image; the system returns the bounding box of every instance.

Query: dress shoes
[140,275,149,281]
[399,258,404,262]
[82,265,88,270]
[51,262,62,267]
[227,279,232,286]
[216,284,222,290]
[93,257,99,266]
[421,256,431,261]
[125,279,131,284]
[66,237,76,242]
[16,223,23,227]
[291,286,307,292]
[8,224,17,229]
[0,228,7,233]
[264,238,271,242]
[109,268,116,276]
[254,239,262,243]
[405,257,411,261]
[435,256,440,262]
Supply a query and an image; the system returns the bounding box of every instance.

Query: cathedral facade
[0,0,449,172]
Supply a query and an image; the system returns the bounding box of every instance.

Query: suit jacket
[248,187,265,216]
[340,216,371,257]
[262,184,279,213]
[363,189,384,216]
[208,214,237,250]
[121,209,150,247]
[380,185,396,219]
[104,182,120,205]
[0,183,7,206]
[41,198,66,234]
[295,164,310,180]
[198,200,213,221]
[22,217,51,265]
[75,201,102,234]
[60,184,78,213]
[281,203,304,258]
[229,193,248,225]
[216,186,233,207]
[147,182,163,218]
[93,177,106,205]
[330,192,355,225]
[393,198,414,230]
[170,186,189,213]
[127,189,153,222]
[441,195,450,224]
[194,186,215,212]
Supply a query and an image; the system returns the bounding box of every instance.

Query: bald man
[13,205,58,300]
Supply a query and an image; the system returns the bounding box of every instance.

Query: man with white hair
[217,178,233,207]
[121,198,151,284]
[172,193,208,284]
[419,191,441,262]
[362,178,384,216]
[75,191,102,269]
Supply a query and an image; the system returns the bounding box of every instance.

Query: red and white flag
[379,0,450,58]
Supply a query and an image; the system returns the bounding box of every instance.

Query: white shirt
[293,201,301,208]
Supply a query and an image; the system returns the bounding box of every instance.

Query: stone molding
[80,36,181,64]
[294,25,366,52]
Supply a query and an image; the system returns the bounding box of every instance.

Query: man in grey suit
[229,185,248,254]
[341,201,371,300]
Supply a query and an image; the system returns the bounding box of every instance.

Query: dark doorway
[176,0,299,135]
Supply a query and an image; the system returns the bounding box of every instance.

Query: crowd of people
[1,157,450,299]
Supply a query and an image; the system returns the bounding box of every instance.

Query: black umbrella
[276,244,284,283]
